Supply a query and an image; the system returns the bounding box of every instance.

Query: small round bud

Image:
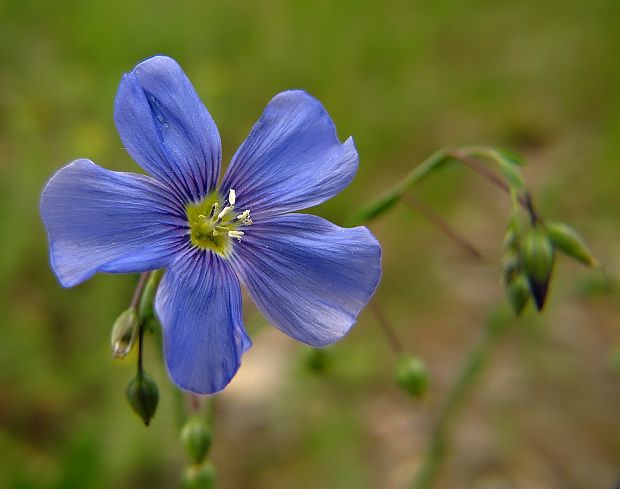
[305,348,330,375]
[126,372,159,426]
[506,273,530,316]
[522,228,555,310]
[111,308,139,359]
[395,355,429,398]
[181,416,213,464]
[546,221,597,267]
[182,462,216,489]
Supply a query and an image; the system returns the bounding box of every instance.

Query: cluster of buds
[111,272,163,426]
[180,416,215,488]
[502,215,597,316]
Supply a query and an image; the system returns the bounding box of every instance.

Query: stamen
[236,210,253,226]
[228,189,236,206]
[228,230,244,241]
[217,206,233,221]
[209,202,219,217]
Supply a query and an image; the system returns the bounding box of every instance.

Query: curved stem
[402,194,482,259]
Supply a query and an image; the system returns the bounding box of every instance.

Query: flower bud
[126,372,159,426]
[506,273,530,316]
[182,462,216,489]
[181,416,213,464]
[395,355,428,398]
[522,228,555,310]
[305,348,330,375]
[501,252,520,284]
[111,308,139,359]
[545,221,597,267]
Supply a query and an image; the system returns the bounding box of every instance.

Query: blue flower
[40,56,382,394]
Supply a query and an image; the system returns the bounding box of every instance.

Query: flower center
[186,189,252,256]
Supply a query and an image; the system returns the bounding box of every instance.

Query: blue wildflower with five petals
[40,56,382,394]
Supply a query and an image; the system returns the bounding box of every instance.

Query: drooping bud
[111,308,139,359]
[182,462,216,489]
[522,227,555,310]
[126,372,159,426]
[506,272,530,316]
[395,355,428,398]
[181,416,213,464]
[545,221,598,267]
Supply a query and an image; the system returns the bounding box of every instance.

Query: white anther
[228,189,236,206]
[217,206,233,220]
[236,210,252,225]
[228,230,244,242]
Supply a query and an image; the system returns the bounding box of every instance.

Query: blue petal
[40,159,188,288]
[155,249,251,394]
[230,214,381,346]
[114,55,221,203]
[220,91,358,218]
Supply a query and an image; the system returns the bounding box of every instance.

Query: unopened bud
[501,252,520,285]
[546,221,597,267]
[522,228,555,310]
[111,308,139,358]
[182,462,216,489]
[126,372,159,426]
[395,355,428,398]
[506,273,530,316]
[305,348,330,375]
[181,416,213,464]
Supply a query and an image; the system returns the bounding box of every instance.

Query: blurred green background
[1,0,619,488]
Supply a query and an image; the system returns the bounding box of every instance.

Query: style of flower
[40,56,382,394]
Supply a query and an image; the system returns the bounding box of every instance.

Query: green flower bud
[522,228,555,310]
[182,462,216,489]
[506,273,530,316]
[126,372,159,426]
[181,416,213,464]
[111,308,139,359]
[546,221,597,267]
[395,355,428,398]
[305,348,330,375]
[501,252,520,285]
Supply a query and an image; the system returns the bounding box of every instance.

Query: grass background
[1,0,619,487]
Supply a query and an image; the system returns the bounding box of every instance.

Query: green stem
[411,308,513,489]
[130,272,151,375]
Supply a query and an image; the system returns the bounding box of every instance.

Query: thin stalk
[131,272,151,374]
[369,301,405,355]
[411,309,512,489]
[130,272,150,309]
[402,194,482,259]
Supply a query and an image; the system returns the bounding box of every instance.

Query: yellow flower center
[186,189,252,256]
